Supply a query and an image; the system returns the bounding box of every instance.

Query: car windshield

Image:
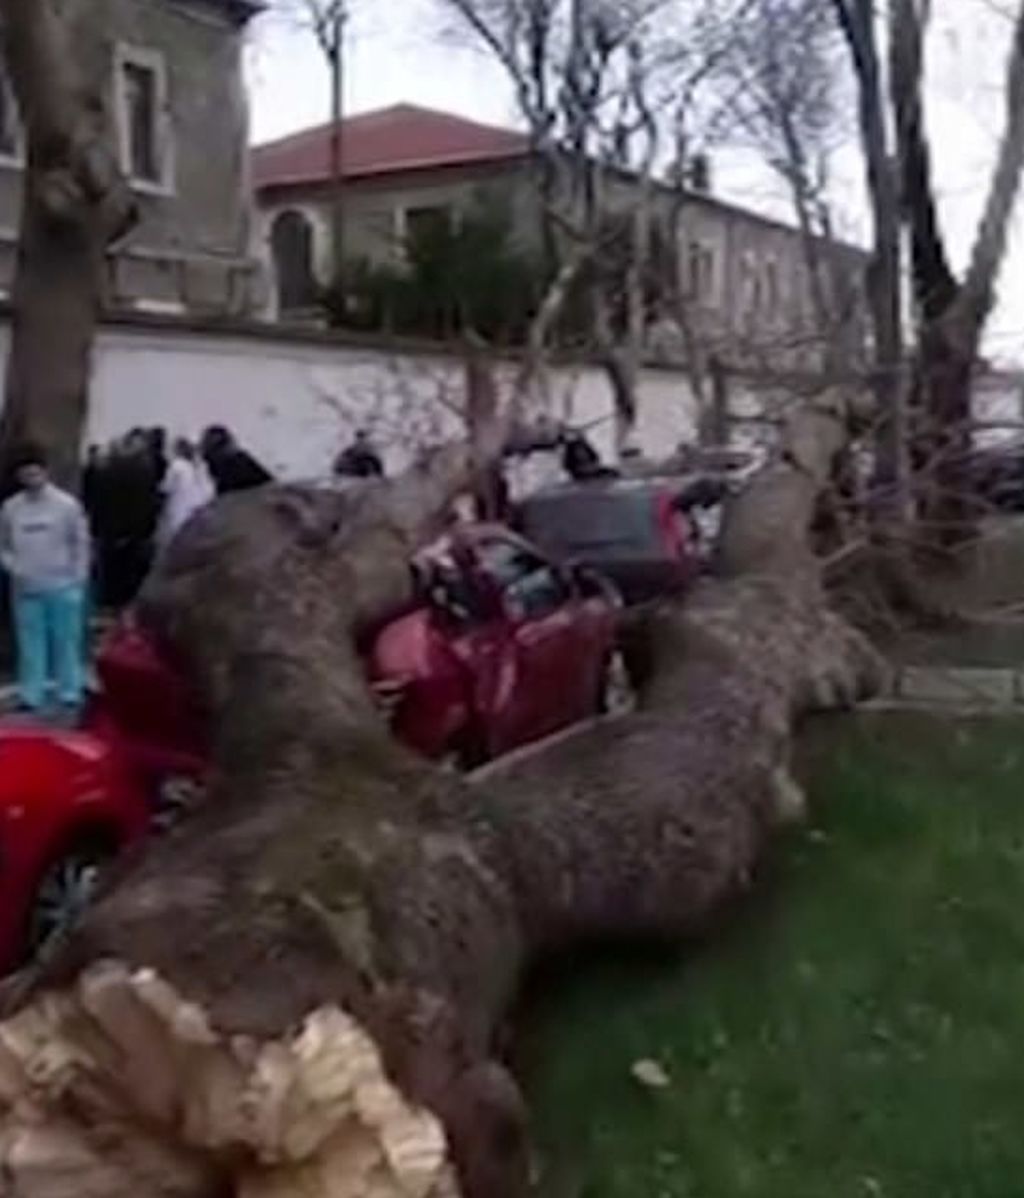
[520,490,658,553]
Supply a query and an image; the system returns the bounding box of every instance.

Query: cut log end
[0,961,460,1198]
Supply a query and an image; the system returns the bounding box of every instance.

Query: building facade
[0,0,264,316]
[253,104,866,372]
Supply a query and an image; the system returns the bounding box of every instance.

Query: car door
[474,535,584,753]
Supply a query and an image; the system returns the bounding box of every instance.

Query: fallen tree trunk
[0,390,884,1198]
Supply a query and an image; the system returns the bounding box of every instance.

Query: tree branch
[955,0,1024,336]
[888,0,958,321]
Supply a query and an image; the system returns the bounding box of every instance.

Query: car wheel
[25,838,113,961]
[598,649,636,718]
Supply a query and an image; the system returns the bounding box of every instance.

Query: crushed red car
[370,524,624,764]
[87,524,625,785]
[0,726,147,973]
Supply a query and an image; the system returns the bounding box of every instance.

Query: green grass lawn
[519,714,1024,1198]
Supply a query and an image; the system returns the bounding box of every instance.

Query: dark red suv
[86,525,624,783]
[517,478,702,605]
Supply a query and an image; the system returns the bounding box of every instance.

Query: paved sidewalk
[867,664,1024,713]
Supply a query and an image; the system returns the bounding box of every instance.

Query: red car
[371,524,624,764]
[0,726,147,973]
[88,525,625,784]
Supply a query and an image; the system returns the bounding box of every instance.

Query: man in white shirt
[0,445,90,711]
[156,437,215,554]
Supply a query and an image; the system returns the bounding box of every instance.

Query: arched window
[270,209,316,310]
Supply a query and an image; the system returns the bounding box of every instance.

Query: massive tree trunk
[0,386,883,1198]
[0,0,135,485]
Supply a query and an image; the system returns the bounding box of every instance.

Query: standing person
[157,437,215,552]
[146,427,169,485]
[101,433,161,607]
[334,429,384,479]
[561,429,607,481]
[200,426,274,495]
[81,444,105,524]
[81,444,108,606]
[0,445,90,712]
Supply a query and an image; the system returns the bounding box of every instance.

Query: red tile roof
[252,104,531,192]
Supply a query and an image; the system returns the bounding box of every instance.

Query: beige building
[253,103,867,371]
[0,0,264,316]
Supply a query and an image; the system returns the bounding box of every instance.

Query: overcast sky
[245,0,1024,364]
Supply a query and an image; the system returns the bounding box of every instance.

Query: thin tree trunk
[703,354,730,447]
[328,18,346,297]
[593,286,638,452]
[832,0,907,522]
[776,111,834,351]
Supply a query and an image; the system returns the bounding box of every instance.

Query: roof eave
[188,0,263,25]
[253,149,533,193]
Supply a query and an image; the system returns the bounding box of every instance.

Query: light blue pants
[13,585,86,710]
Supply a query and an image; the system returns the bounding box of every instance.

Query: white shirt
[158,457,215,550]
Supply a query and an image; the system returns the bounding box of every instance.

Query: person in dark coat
[200,426,274,495]
[146,427,169,486]
[81,445,106,530]
[561,430,615,481]
[334,429,385,479]
[95,433,163,607]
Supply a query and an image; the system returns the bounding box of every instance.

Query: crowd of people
[0,424,394,715]
[0,426,278,715]
[0,418,610,715]
[83,425,274,608]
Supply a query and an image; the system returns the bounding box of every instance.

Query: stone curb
[896,666,1018,707]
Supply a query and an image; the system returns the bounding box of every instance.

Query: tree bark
[327,15,347,299]
[0,0,135,486]
[832,0,907,521]
[896,0,1024,544]
[0,388,884,1198]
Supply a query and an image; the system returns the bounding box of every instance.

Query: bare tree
[830,0,906,523]
[835,0,1024,540]
[720,0,854,361]
[438,0,741,444]
[0,0,135,484]
[272,0,351,295]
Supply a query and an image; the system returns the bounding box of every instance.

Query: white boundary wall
[82,324,720,478]
[0,320,1015,477]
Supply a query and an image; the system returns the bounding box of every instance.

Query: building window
[763,257,780,310]
[0,65,21,162]
[404,205,452,246]
[115,45,171,190]
[270,209,317,311]
[740,251,760,318]
[687,241,717,305]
